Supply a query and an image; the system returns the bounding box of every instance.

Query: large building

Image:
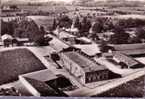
[60,51,109,84]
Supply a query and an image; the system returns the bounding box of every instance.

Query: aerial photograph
[0,0,145,98]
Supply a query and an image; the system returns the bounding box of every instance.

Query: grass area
[94,75,145,97]
[0,48,46,85]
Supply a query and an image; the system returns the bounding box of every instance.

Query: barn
[112,52,144,69]
[60,51,109,84]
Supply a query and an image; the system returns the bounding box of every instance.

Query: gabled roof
[24,77,59,96]
[113,52,139,68]
[109,43,145,51]
[48,34,70,52]
[73,44,101,56]
[115,49,145,56]
[63,52,107,72]
[20,69,57,82]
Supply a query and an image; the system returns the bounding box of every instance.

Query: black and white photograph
[0,0,145,98]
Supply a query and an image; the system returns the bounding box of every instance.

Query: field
[0,48,46,85]
[94,75,145,97]
[18,5,69,14]
[27,16,54,30]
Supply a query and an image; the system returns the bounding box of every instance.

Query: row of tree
[2,14,145,46]
[1,19,52,46]
[52,14,145,44]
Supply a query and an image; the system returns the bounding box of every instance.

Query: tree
[35,26,53,46]
[134,27,145,43]
[58,15,72,28]
[92,21,103,33]
[80,17,91,37]
[9,5,18,10]
[99,40,108,52]
[73,16,81,30]
[110,26,130,44]
[136,27,145,39]
[1,20,15,35]
[52,18,57,31]
[35,36,53,46]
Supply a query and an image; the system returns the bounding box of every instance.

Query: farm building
[60,51,109,84]
[112,52,144,69]
[115,49,145,57]
[108,43,145,51]
[104,43,145,58]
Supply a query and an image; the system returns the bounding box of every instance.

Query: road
[66,69,145,96]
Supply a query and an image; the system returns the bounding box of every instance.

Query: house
[1,34,13,47]
[60,51,109,84]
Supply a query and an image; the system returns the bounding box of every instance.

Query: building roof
[1,34,13,41]
[24,77,60,96]
[48,34,69,52]
[20,69,57,82]
[103,48,145,57]
[16,38,29,42]
[77,37,92,44]
[64,52,107,72]
[103,48,145,58]
[73,44,101,56]
[113,52,139,68]
[53,31,76,39]
[115,49,145,56]
[109,43,145,51]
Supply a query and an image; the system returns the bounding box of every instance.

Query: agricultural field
[0,48,46,85]
[27,16,54,30]
[18,5,69,14]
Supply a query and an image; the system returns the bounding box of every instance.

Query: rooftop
[64,52,107,72]
[114,49,145,56]
[20,69,57,82]
[24,77,59,96]
[73,44,101,56]
[54,31,76,39]
[48,34,69,52]
[109,43,145,51]
[113,52,139,68]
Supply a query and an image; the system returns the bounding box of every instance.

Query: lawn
[94,75,145,97]
[0,48,46,85]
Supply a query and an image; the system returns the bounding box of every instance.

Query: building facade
[60,51,109,84]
